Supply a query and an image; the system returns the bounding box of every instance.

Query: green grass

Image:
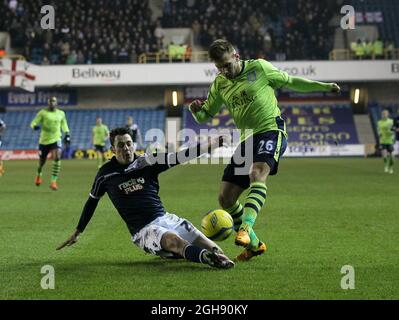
[0,158,398,299]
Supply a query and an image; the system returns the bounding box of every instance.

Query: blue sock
[183,245,207,263]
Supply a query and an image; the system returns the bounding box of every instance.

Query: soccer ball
[201,209,234,241]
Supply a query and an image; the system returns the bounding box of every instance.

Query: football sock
[241,182,267,231]
[388,154,394,168]
[384,157,388,168]
[97,154,103,168]
[225,201,244,232]
[183,245,207,264]
[248,229,260,250]
[51,160,61,182]
[37,167,43,176]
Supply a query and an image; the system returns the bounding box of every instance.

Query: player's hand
[189,99,204,113]
[63,134,71,144]
[331,83,341,93]
[56,229,81,250]
[209,134,230,149]
[33,125,40,131]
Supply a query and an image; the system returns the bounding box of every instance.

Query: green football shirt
[377,118,394,145]
[191,59,333,141]
[30,108,70,145]
[92,124,110,146]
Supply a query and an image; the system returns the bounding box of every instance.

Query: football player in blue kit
[57,127,234,269]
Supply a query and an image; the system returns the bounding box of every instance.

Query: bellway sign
[0,60,398,88]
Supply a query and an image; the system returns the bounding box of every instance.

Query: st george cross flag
[0,58,36,92]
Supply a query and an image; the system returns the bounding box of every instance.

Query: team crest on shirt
[247,70,257,83]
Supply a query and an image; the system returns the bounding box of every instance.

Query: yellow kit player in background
[189,39,341,261]
[30,97,70,190]
[377,110,395,174]
[92,117,110,168]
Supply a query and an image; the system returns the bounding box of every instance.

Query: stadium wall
[1,61,398,90]
[77,87,165,109]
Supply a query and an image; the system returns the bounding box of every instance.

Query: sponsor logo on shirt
[118,177,145,194]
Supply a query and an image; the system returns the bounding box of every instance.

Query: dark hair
[209,39,235,61]
[109,127,131,146]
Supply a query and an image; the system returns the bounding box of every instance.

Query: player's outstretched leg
[161,232,234,269]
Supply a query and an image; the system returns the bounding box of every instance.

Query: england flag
[0,58,36,92]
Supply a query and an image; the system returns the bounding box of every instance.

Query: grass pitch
[0,158,398,300]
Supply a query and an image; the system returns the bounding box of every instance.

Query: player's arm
[259,59,340,93]
[285,76,340,93]
[92,127,96,145]
[30,111,42,130]
[56,172,105,250]
[377,122,382,137]
[189,81,224,124]
[145,136,225,173]
[61,112,70,134]
[56,196,100,250]
[61,113,71,144]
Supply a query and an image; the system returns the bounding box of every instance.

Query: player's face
[214,51,241,79]
[382,110,389,119]
[48,97,57,110]
[96,118,102,125]
[112,134,135,165]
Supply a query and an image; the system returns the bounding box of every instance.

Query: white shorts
[394,141,399,155]
[131,213,201,255]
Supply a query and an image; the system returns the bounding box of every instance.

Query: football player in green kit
[377,110,395,174]
[31,97,70,191]
[92,117,110,168]
[189,39,341,261]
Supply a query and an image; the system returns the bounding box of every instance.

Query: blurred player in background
[92,117,109,168]
[393,112,399,157]
[0,118,6,176]
[30,97,70,190]
[57,127,234,269]
[377,110,394,174]
[125,116,143,150]
[189,39,341,261]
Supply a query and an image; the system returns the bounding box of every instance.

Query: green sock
[389,155,394,168]
[225,201,244,232]
[241,182,267,231]
[97,154,103,168]
[37,167,43,176]
[248,229,260,249]
[51,160,61,182]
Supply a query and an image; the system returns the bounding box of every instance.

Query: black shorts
[380,144,394,153]
[94,145,105,152]
[38,141,62,160]
[222,130,287,190]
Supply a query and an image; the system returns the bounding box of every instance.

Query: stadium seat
[0,109,166,150]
